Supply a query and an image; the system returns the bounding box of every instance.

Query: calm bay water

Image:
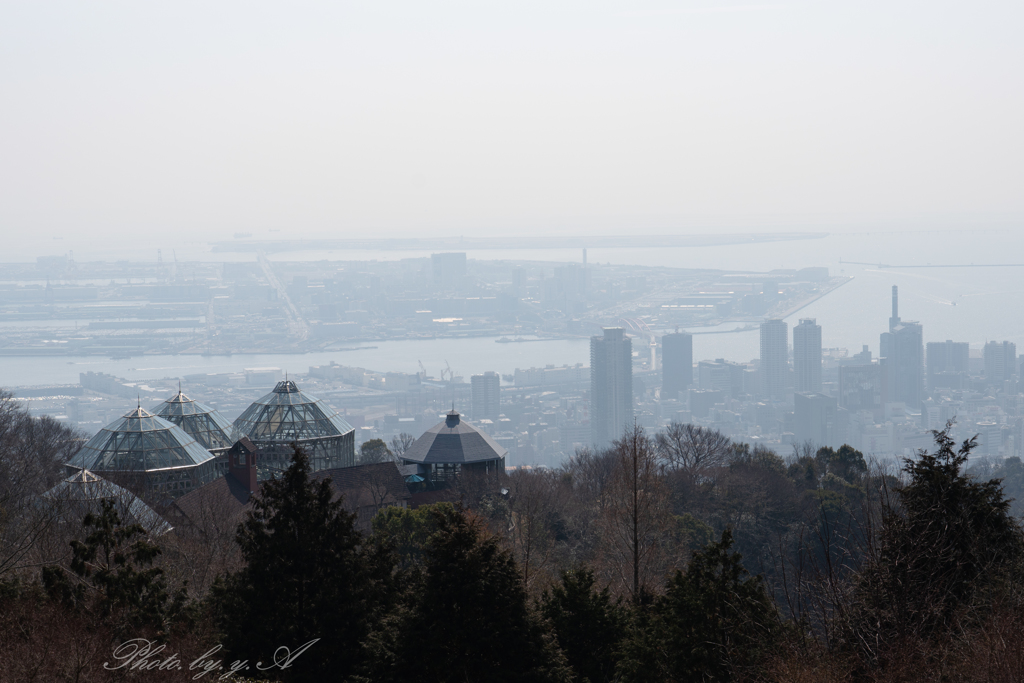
[0,339,592,387]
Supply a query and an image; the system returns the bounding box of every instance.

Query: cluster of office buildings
[654,287,1017,458]
[577,286,1022,460]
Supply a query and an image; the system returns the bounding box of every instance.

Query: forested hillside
[3,388,1024,682]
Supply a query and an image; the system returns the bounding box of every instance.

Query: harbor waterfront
[3,261,1024,389]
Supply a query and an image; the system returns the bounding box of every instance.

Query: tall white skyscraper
[591,328,633,449]
[471,371,501,422]
[879,287,924,409]
[793,318,822,394]
[661,332,693,400]
[759,319,788,400]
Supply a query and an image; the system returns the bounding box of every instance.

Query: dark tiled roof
[168,473,252,529]
[166,461,409,533]
[314,462,411,510]
[401,411,508,465]
[230,436,259,458]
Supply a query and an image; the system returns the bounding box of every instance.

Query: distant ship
[495,337,513,343]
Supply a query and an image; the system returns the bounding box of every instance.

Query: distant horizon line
[212,232,828,253]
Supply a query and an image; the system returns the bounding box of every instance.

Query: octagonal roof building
[233,379,355,475]
[65,407,217,497]
[154,388,239,453]
[400,410,507,483]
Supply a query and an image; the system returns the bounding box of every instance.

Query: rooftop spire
[889,285,901,331]
[445,409,461,427]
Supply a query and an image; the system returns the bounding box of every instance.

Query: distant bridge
[840,259,1024,268]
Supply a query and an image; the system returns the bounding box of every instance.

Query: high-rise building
[431,252,467,288]
[471,371,501,422]
[794,392,837,448]
[839,363,882,416]
[880,285,900,359]
[793,318,822,393]
[879,287,924,409]
[759,319,788,400]
[984,341,1017,385]
[889,284,900,333]
[926,340,970,390]
[591,328,633,449]
[661,332,693,400]
[698,358,746,398]
[927,340,970,374]
[688,388,724,419]
[975,420,1002,458]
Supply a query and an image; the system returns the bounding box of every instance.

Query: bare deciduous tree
[564,446,617,510]
[362,462,404,517]
[791,439,817,462]
[390,432,416,458]
[359,438,394,464]
[0,391,83,577]
[160,488,246,599]
[548,447,617,570]
[655,422,732,484]
[603,421,675,602]
[505,468,557,590]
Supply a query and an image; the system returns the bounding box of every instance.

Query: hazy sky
[2,0,1022,243]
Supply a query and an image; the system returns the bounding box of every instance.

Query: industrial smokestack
[889,285,901,332]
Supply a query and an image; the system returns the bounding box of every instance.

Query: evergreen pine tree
[42,498,184,637]
[389,505,571,683]
[846,422,1024,662]
[539,566,626,683]
[213,445,395,682]
[617,528,782,682]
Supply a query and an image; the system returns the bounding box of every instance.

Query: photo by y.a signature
[104,638,320,680]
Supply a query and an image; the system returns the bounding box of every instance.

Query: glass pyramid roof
[67,407,215,473]
[233,380,354,443]
[43,469,173,535]
[154,389,239,450]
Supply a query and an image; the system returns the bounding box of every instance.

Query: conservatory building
[233,379,355,477]
[154,389,238,454]
[65,406,218,498]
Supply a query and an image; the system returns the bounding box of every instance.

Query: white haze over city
[1,0,1022,249]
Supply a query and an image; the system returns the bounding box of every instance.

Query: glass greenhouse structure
[65,406,217,497]
[42,469,173,535]
[154,389,239,453]
[233,380,355,475]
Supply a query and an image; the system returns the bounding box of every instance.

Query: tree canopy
[213,445,395,682]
